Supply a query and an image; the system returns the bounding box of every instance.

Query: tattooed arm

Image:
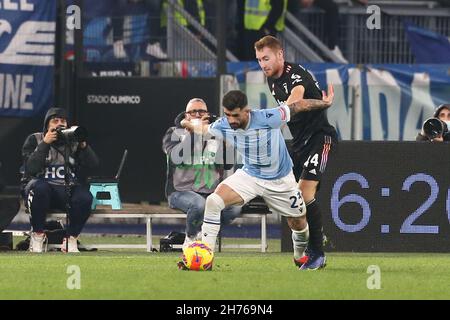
[287,84,334,116]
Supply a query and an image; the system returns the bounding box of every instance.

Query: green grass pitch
[1,237,450,300]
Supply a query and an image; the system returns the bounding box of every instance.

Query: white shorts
[219,169,306,218]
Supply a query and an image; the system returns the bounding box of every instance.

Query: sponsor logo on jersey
[291,73,302,85]
[315,81,321,90]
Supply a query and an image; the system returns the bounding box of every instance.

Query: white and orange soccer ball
[181,241,214,271]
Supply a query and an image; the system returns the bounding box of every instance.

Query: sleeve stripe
[279,106,286,121]
[279,104,291,122]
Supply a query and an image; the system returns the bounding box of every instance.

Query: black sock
[306,199,324,255]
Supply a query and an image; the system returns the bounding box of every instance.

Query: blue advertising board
[0,0,55,117]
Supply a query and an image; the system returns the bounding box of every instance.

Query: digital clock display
[281,142,450,252]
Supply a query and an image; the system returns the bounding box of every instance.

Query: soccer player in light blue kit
[181,88,333,269]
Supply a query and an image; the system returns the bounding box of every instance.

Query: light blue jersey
[209,105,293,180]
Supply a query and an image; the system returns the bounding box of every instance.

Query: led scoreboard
[282,142,450,252]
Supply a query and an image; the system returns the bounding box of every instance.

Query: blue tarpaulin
[405,22,450,64]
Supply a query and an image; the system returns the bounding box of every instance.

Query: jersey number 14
[304,153,319,168]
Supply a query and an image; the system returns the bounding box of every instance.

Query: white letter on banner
[0,22,55,66]
[245,71,272,109]
[20,74,33,110]
[348,68,363,140]
[367,69,401,140]
[20,0,34,11]
[5,74,20,109]
[4,0,18,10]
[325,68,352,140]
[403,73,435,141]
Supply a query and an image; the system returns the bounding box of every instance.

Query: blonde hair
[254,35,283,52]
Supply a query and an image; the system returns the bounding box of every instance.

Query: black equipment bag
[159,231,185,252]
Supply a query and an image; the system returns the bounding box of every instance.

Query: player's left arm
[287,84,334,116]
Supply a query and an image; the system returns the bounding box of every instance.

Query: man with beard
[21,108,99,253]
[179,89,333,269]
[255,35,338,270]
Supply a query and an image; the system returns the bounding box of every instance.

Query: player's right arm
[287,84,334,116]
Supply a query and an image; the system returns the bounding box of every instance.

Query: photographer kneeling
[416,104,450,142]
[21,108,99,253]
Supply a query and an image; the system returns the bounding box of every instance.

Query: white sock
[201,222,221,251]
[292,225,309,260]
[201,193,225,251]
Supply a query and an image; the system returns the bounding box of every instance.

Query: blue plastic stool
[89,183,122,210]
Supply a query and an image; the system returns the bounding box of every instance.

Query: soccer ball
[181,241,214,271]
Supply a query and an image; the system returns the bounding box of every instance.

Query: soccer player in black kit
[255,35,337,270]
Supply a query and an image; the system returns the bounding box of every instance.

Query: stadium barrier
[39,203,270,252]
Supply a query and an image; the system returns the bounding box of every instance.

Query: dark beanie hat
[43,107,68,132]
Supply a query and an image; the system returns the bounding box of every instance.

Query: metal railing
[167,0,238,62]
[79,1,238,77]
[292,4,450,64]
[282,12,347,63]
[78,1,450,75]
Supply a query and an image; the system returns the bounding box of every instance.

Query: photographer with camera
[162,98,241,249]
[416,104,450,142]
[21,108,99,253]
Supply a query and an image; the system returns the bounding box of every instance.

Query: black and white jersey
[267,62,337,152]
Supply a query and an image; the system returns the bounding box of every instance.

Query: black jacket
[21,108,99,190]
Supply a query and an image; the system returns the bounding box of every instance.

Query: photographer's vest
[165,128,222,196]
[32,133,78,186]
[244,0,287,32]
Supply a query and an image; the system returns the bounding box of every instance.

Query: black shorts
[291,133,338,182]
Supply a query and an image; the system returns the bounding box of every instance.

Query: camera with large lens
[55,126,88,142]
[174,112,219,128]
[208,114,219,123]
[421,117,449,140]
